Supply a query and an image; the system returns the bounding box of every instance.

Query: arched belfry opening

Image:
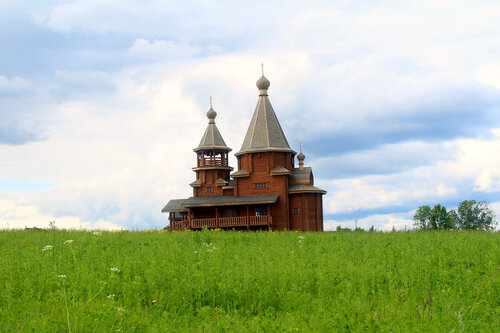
[196,151,229,168]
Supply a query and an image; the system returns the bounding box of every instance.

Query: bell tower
[191,100,233,197]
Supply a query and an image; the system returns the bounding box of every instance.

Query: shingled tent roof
[194,106,231,152]
[162,199,189,213]
[235,75,295,156]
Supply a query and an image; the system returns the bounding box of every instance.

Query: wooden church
[162,72,326,231]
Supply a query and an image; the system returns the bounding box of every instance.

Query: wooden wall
[194,169,231,197]
[234,152,295,230]
[289,193,323,231]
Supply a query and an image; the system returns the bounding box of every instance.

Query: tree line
[413,200,497,231]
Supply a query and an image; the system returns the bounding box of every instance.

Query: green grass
[0,229,498,332]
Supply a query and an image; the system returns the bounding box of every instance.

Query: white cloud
[323,171,458,215]
[477,62,500,90]
[53,70,116,94]
[324,211,414,231]
[0,195,122,230]
[321,128,500,216]
[0,75,32,96]
[32,0,269,38]
[127,39,202,61]
[314,140,458,177]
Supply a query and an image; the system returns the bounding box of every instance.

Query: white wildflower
[116,330,123,332]
[194,251,198,254]
[64,240,74,244]
[110,267,120,272]
[203,242,217,252]
[93,231,101,236]
[57,274,67,278]
[42,245,53,251]
[107,294,115,299]
[298,236,305,239]
[152,300,157,304]
[116,307,125,312]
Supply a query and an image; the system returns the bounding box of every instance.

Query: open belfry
[162,69,326,231]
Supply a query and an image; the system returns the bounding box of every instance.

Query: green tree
[413,205,432,229]
[430,204,455,230]
[413,204,455,230]
[450,200,497,231]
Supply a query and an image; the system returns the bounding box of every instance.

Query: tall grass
[0,230,498,331]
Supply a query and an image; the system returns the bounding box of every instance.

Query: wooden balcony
[169,215,273,230]
[198,157,226,167]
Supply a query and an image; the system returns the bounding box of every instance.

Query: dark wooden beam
[216,207,219,228]
[246,206,250,231]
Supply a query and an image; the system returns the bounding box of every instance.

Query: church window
[254,182,267,189]
[293,207,299,214]
[206,187,213,193]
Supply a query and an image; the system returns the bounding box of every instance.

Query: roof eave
[193,146,232,152]
[235,148,297,157]
[183,199,278,208]
[162,207,189,213]
[192,166,234,171]
[289,189,327,195]
[271,171,292,176]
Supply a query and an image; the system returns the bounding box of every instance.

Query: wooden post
[267,204,271,227]
[300,196,304,231]
[246,206,250,230]
[188,210,192,229]
[215,207,219,228]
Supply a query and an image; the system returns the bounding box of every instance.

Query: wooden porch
[168,215,273,230]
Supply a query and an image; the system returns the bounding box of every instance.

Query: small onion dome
[256,75,270,90]
[206,107,217,123]
[297,143,305,169]
[297,151,305,161]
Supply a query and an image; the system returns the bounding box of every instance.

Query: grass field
[0,229,498,332]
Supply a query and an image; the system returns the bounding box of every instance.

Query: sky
[1,0,500,231]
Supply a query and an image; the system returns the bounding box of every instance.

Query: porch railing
[170,215,273,230]
[219,216,246,227]
[191,218,216,228]
[249,215,271,225]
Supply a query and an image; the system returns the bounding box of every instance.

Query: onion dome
[256,75,271,90]
[206,107,217,124]
[194,99,231,152]
[297,150,305,161]
[297,142,305,170]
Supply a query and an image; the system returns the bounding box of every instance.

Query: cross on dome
[206,96,217,122]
